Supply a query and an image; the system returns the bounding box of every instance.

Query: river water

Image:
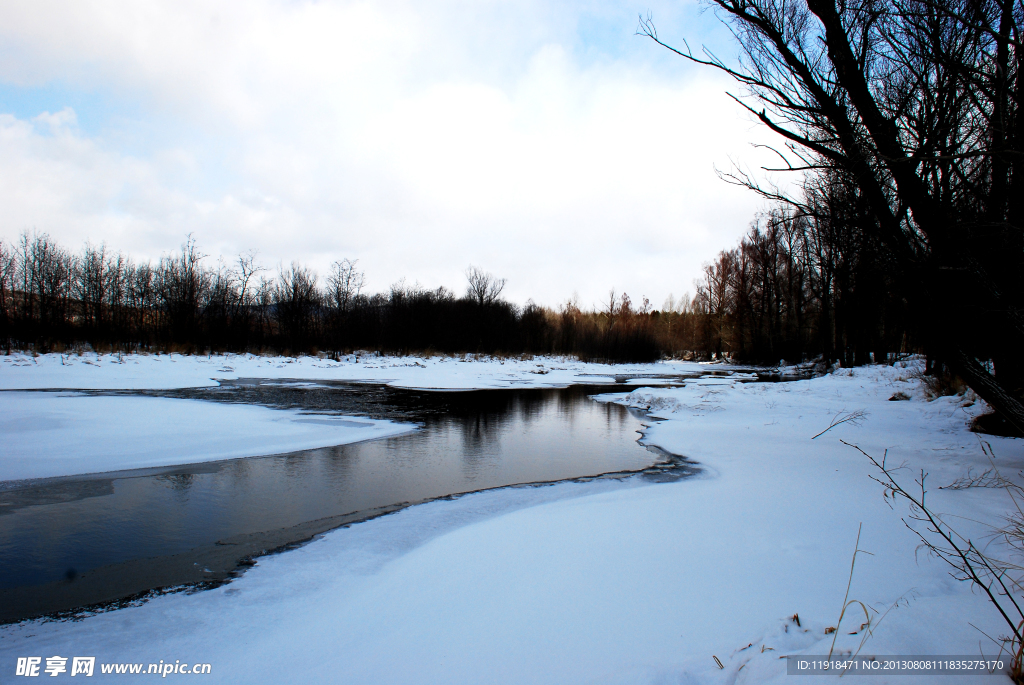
[0,381,699,623]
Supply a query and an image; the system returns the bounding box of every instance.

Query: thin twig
[812,409,868,439]
[843,439,1024,675]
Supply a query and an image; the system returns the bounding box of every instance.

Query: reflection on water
[0,384,664,591]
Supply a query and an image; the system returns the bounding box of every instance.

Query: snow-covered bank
[0,351,701,391]
[3,360,1022,683]
[0,392,415,481]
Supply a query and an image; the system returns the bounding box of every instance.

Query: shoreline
[0,444,697,625]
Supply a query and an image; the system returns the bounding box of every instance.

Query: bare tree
[604,289,618,320]
[639,0,1024,430]
[694,251,736,359]
[220,250,264,346]
[465,266,506,306]
[77,242,108,331]
[275,263,322,348]
[20,232,74,332]
[327,258,366,313]
[128,261,156,340]
[0,240,14,349]
[158,235,209,344]
[235,250,262,311]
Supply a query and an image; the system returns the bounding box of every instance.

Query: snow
[3,356,1023,683]
[0,351,701,391]
[0,392,415,481]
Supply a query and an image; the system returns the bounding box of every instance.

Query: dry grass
[847,440,1024,682]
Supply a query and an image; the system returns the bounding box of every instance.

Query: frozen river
[0,381,695,623]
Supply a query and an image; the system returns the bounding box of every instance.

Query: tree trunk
[945,347,1024,435]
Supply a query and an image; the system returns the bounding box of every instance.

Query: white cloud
[0,0,785,308]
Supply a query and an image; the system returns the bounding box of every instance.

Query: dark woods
[641,0,1024,430]
[0,233,662,362]
[0,221,905,366]
[665,179,913,367]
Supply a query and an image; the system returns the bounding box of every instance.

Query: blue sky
[0,0,779,308]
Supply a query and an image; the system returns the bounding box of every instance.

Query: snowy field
[0,351,684,391]
[2,353,1022,683]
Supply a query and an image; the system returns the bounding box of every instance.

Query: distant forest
[0,216,913,365]
[0,233,669,362]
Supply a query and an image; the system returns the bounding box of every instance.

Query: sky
[0,0,785,310]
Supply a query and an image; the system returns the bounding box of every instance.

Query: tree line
[640,0,1024,431]
[0,220,941,368]
[657,174,915,367]
[0,232,662,362]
